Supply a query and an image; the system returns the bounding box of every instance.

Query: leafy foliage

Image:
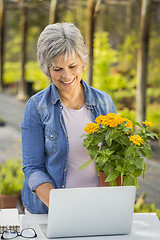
[4,62,20,84]
[93,32,128,92]
[0,159,24,195]
[3,61,50,92]
[134,201,160,221]
[91,30,160,136]
[25,61,50,91]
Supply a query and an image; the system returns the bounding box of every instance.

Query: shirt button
[50,135,53,138]
[64,168,67,172]
[62,185,65,188]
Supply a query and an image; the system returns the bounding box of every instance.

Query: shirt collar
[51,83,60,105]
[81,80,96,108]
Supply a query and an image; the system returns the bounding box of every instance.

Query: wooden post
[0,0,5,92]
[17,0,28,100]
[49,0,57,24]
[86,0,101,86]
[136,0,152,123]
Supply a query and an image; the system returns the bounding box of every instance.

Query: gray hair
[37,22,88,77]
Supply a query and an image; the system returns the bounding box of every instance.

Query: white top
[62,104,99,188]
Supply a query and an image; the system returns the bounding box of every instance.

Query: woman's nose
[61,69,71,79]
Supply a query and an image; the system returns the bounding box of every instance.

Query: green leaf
[103,162,109,176]
[146,132,159,140]
[110,127,121,140]
[105,171,119,182]
[115,135,130,146]
[123,175,135,186]
[93,134,104,145]
[83,137,92,148]
[125,146,136,157]
[127,165,136,173]
[133,169,143,177]
[139,143,152,159]
[105,129,112,146]
[87,145,99,159]
[78,158,93,169]
[96,156,108,167]
[132,157,144,170]
[115,165,123,172]
[143,162,146,178]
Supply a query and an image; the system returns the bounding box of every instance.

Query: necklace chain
[59,94,81,110]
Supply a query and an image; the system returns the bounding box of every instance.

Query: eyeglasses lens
[2,230,17,239]
[21,229,36,238]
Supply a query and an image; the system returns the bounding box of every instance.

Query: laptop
[40,186,136,238]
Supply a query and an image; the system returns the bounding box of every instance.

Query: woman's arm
[22,98,55,210]
[35,182,54,207]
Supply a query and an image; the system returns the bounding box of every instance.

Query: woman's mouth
[61,78,75,85]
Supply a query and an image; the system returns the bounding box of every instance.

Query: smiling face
[49,54,84,95]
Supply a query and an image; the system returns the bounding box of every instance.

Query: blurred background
[0,0,160,215]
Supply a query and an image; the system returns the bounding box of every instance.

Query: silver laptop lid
[47,186,136,238]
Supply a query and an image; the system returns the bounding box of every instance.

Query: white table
[20,213,160,240]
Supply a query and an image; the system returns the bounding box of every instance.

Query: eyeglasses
[1,228,37,239]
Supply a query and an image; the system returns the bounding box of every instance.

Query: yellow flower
[122,118,133,134]
[129,135,144,146]
[94,114,134,133]
[95,115,107,125]
[84,123,99,134]
[142,120,154,127]
[102,113,124,128]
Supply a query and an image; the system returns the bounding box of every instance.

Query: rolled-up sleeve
[21,97,52,191]
[28,171,52,191]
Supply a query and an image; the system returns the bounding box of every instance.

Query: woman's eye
[54,68,62,71]
[69,65,76,69]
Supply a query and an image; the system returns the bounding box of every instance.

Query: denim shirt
[21,80,116,214]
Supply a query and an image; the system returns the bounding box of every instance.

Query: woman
[21,22,117,214]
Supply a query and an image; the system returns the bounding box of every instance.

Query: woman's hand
[35,182,54,207]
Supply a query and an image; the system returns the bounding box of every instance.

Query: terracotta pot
[99,172,124,187]
[0,194,19,208]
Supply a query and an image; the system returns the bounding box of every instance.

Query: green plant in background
[3,62,20,84]
[93,32,128,93]
[117,31,138,83]
[0,159,24,195]
[111,88,136,110]
[148,32,160,88]
[3,61,50,92]
[5,28,21,62]
[135,203,160,221]
[118,108,136,123]
[116,30,160,90]
[92,31,160,136]
[134,192,160,220]
[146,104,160,137]
[25,61,50,91]
[148,59,160,88]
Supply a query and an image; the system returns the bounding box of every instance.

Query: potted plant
[0,159,24,208]
[79,113,158,188]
